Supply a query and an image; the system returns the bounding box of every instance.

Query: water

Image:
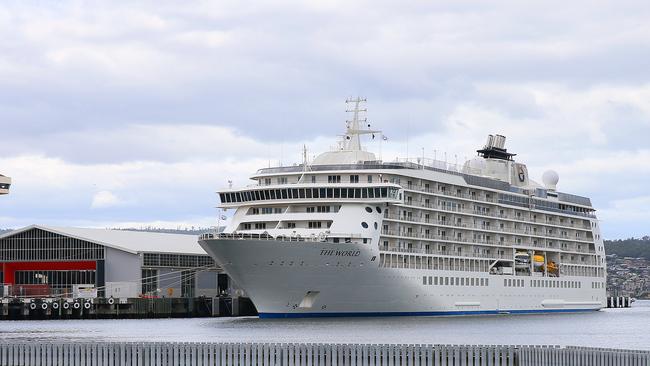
[1,301,648,350]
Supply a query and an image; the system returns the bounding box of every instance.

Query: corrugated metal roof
[0,225,206,255]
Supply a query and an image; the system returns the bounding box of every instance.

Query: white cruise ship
[199,98,607,318]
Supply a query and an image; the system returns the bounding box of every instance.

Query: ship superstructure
[0,174,10,195]
[199,98,607,318]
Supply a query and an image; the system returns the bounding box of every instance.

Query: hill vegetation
[605,236,650,259]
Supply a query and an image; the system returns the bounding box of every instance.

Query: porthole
[361,222,369,229]
[365,207,373,213]
[374,222,378,230]
[376,207,382,214]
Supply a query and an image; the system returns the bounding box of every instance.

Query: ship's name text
[320,249,361,257]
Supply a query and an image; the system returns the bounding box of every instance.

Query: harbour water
[1,301,648,350]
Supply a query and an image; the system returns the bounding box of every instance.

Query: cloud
[1,1,650,239]
[91,190,123,209]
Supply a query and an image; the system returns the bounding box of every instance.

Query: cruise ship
[199,98,607,318]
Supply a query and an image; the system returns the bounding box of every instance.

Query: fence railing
[0,342,648,366]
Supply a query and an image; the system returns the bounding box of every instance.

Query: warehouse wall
[157,268,182,298]
[104,248,140,285]
[196,271,218,297]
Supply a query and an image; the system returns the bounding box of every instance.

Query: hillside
[605,236,650,259]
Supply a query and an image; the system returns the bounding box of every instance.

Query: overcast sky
[1,1,649,239]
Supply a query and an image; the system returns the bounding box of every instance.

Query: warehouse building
[0,225,229,299]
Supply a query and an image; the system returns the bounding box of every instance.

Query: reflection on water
[1,301,648,350]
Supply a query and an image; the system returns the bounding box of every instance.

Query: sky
[1,1,650,239]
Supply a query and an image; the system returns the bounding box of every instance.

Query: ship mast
[342,97,381,151]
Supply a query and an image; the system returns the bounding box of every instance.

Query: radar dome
[542,170,559,191]
[463,157,487,175]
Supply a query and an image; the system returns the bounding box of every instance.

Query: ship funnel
[485,135,495,149]
[494,134,506,149]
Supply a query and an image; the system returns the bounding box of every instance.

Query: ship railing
[382,215,594,244]
[199,232,323,242]
[379,246,511,260]
[199,232,366,243]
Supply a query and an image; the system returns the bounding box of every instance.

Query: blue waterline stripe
[258,308,599,319]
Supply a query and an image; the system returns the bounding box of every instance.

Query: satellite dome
[463,157,487,175]
[542,170,559,190]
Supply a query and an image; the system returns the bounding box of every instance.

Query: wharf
[0,342,648,365]
[606,296,633,308]
[0,296,257,320]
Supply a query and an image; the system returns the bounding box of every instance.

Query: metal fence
[0,342,648,366]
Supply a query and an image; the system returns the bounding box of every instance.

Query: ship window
[307,207,315,213]
[333,188,340,198]
[341,189,348,198]
[350,175,359,183]
[365,207,373,213]
[281,190,288,199]
[374,222,378,230]
[319,188,326,198]
[362,189,368,198]
[299,189,305,199]
[422,276,426,285]
[290,189,297,199]
[361,222,368,229]
[305,189,312,198]
[354,188,361,198]
[374,188,381,198]
[376,206,382,214]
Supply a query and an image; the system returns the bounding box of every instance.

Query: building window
[142,269,158,296]
[308,221,322,229]
[317,206,331,213]
[181,270,195,298]
[327,175,341,183]
[350,175,359,183]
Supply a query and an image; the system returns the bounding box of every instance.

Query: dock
[0,296,257,320]
[606,296,633,308]
[0,342,648,365]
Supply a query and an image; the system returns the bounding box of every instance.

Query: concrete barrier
[0,342,648,365]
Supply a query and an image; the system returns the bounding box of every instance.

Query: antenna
[342,97,381,151]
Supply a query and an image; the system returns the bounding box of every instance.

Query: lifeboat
[547,261,559,275]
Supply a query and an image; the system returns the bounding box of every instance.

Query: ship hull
[199,238,605,318]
